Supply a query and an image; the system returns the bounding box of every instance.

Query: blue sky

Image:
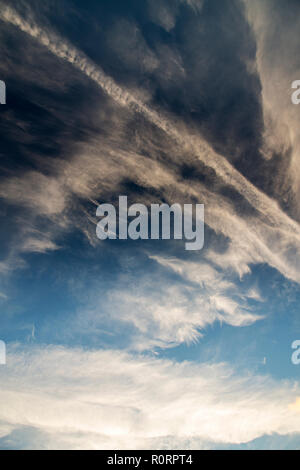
[0,0,300,450]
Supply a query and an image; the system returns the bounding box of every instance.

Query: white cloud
[20,237,59,254]
[0,171,67,216]
[68,254,262,351]
[0,344,299,449]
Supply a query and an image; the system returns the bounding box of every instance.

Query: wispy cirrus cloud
[1,3,300,288]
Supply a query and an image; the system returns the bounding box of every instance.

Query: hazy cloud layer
[0,345,299,449]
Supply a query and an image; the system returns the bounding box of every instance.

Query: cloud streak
[2,3,300,288]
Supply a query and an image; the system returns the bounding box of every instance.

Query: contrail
[2,5,300,240]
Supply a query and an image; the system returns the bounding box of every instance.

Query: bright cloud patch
[0,345,299,449]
